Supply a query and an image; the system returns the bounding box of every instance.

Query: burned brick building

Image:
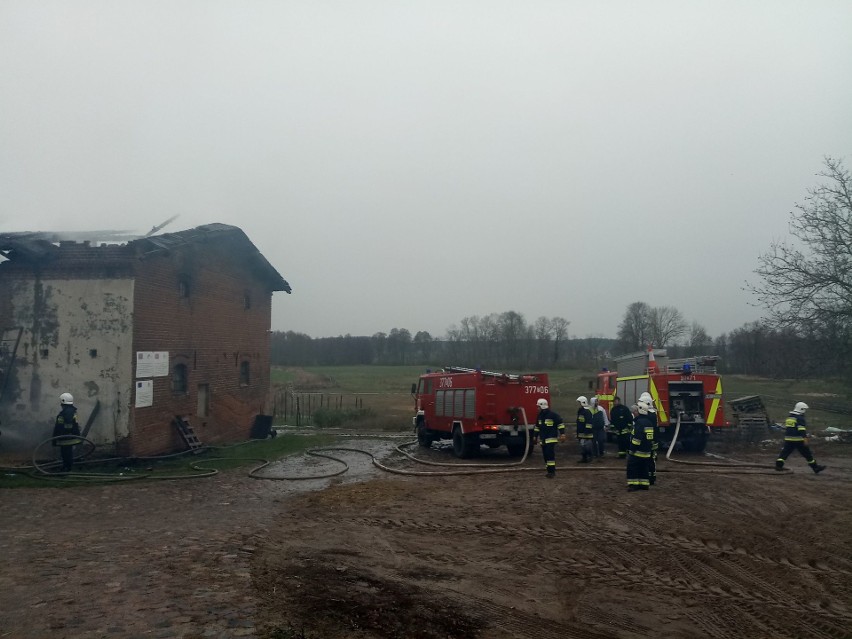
[0,223,291,456]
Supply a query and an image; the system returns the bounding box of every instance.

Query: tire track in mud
[349,516,852,577]
[364,517,852,633]
[443,593,624,639]
[683,609,741,639]
[598,508,852,577]
[719,551,852,621]
[733,599,850,639]
[663,550,851,639]
[316,514,852,635]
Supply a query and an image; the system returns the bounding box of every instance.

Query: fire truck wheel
[681,432,708,453]
[416,424,433,448]
[452,427,477,459]
[506,442,528,457]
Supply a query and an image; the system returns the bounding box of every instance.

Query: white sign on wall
[136,351,169,378]
[135,380,153,408]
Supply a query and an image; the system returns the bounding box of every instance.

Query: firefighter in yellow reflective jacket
[627,398,655,491]
[532,398,566,478]
[575,396,595,464]
[775,402,826,474]
[52,392,82,472]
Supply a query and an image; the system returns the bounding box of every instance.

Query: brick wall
[126,240,275,456]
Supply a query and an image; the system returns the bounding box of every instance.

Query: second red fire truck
[594,349,728,452]
[411,366,549,458]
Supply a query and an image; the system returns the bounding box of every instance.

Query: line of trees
[270,312,603,370]
[271,312,850,382]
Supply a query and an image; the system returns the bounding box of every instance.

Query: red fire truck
[594,349,727,453]
[411,366,549,458]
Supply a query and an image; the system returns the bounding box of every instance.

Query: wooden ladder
[173,416,204,453]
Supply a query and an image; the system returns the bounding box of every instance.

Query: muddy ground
[2,435,852,639]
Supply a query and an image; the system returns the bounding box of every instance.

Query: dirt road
[2,437,852,639]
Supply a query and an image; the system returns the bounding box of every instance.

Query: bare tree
[479,314,500,364]
[617,302,652,352]
[750,157,852,333]
[551,316,570,364]
[687,321,712,353]
[533,316,552,367]
[649,306,688,347]
[748,157,852,379]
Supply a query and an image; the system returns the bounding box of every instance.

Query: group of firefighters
[50,389,827,480]
[533,395,826,490]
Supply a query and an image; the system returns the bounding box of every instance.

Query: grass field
[273,365,851,432]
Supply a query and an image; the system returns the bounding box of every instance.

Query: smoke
[0,420,55,457]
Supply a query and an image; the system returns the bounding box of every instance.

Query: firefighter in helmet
[533,398,565,478]
[775,402,826,474]
[610,395,633,459]
[638,391,659,484]
[52,392,82,472]
[575,396,595,463]
[589,396,608,459]
[627,397,655,491]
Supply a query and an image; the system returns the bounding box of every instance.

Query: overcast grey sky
[2,1,851,341]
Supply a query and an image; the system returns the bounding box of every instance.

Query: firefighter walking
[627,398,655,491]
[775,402,826,474]
[575,396,595,463]
[610,395,633,459]
[532,398,566,478]
[52,392,82,472]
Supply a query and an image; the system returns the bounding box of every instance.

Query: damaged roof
[0,223,291,293]
[133,223,291,293]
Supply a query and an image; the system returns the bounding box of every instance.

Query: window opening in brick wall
[239,361,250,386]
[244,291,251,309]
[197,383,209,417]
[178,276,191,298]
[172,363,188,394]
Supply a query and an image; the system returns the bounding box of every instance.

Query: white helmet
[60,392,74,405]
[536,398,549,410]
[576,395,588,408]
[590,396,598,406]
[638,392,656,412]
[637,398,652,415]
[793,401,809,414]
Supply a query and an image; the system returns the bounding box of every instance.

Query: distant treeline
[271,329,616,371]
[270,316,852,384]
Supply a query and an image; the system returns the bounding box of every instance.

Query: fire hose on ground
[248,412,791,480]
[0,414,800,484]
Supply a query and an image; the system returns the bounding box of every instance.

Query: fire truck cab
[595,350,726,453]
[412,366,548,458]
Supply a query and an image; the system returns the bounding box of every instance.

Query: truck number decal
[525,386,549,394]
[439,377,453,388]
